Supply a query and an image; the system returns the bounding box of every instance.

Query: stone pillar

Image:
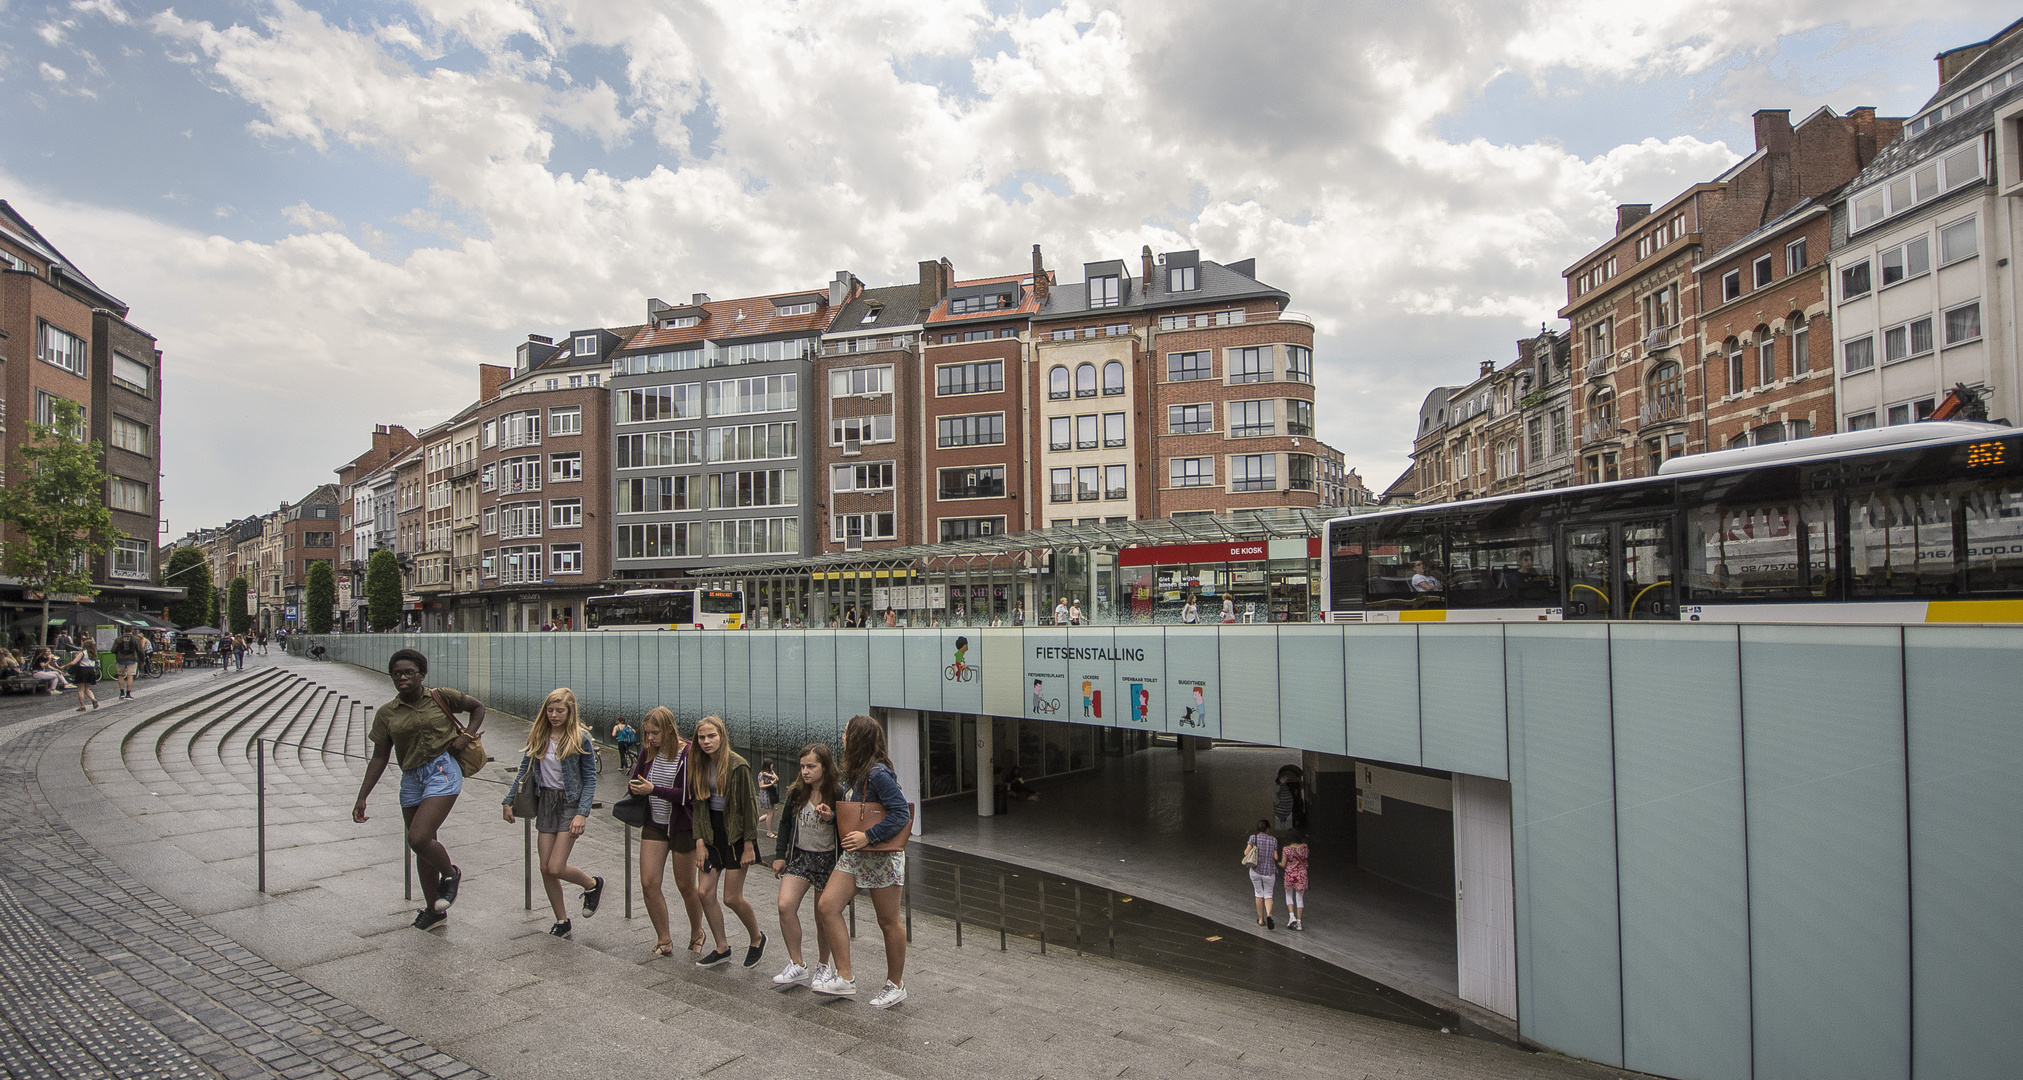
[976,714,995,817]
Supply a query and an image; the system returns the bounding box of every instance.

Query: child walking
[1279,830,1309,931]
[769,743,841,987]
[503,688,604,938]
[811,715,912,1008]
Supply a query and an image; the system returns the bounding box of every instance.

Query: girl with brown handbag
[811,715,913,1009]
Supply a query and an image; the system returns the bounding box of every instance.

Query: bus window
[1850,489,1957,598]
[1366,516,1444,610]
[1963,478,2023,594]
[1685,497,1835,601]
[700,591,743,615]
[1445,506,1553,609]
[1328,523,1367,611]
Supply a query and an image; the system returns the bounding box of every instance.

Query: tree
[366,549,402,632]
[162,546,214,628]
[226,576,252,634]
[0,397,120,644]
[305,559,335,633]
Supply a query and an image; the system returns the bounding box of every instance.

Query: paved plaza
[0,654,1638,1079]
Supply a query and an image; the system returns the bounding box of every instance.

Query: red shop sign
[1117,539,1319,568]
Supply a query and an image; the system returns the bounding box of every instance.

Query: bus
[585,588,747,630]
[1323,421,2023,624]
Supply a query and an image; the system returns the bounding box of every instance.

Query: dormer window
[949,293,1010,315]
[1169,266,1196,292]
[574,334,598,356]
[776,302,816,316]
[860,307,881,324]
[1090,276,1120,308]
[661,315,700,329]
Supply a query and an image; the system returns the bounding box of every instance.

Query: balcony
[500,429,541,450]
[820,335,912,357]
[1581,418,1621,444]
[1583,351,1615,379]
[1644,325,1677,353]
[1276,310,1316,327]
[1050,485,1071,503]
[450,460,479,482]
[1639,396,1687,425]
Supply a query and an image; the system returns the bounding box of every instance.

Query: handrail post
[1073,884,1082,956]
[998,872,1006,951]
[404,835,413,901]
[1107,892,1116,957]
[1038,879,1047,955]
[903,849,912,943]
[624,824,634,919]
[523,817,533,911]
[256,739,266,894]
[953,865,963,948]
[848,895,857,939]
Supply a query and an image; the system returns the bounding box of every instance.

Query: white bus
[585,588,747,630]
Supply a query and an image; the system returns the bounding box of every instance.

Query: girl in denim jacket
[811,714,912,1008]
[504,688,603,938]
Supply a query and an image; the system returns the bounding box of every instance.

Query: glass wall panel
[1278,626,1346,754]
[1344,625,1422,766]
[1216,625,1279,744]
[1419,625,1507,779]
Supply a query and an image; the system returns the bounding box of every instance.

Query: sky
[0,0,2011,537]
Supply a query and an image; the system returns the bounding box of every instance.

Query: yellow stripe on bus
[1399,610,1448,622]
[1925,601,2023,623]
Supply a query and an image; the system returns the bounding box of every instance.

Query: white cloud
[15,0,1997,528]
[38,62,67,82]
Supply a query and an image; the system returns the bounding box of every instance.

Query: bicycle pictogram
[945,662,980,682]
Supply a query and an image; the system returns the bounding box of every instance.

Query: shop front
[1121,538,1323,624]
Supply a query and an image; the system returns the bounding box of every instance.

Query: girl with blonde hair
[503,687,604,938]
[625,706,707,956]
[688,715,766,969]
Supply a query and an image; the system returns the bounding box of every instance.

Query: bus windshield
[700,591,743,615]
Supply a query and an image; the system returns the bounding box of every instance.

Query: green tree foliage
[366,549,402,632]
[226,576,253,634]
[0,398,120,642]
[304,559,335,633]
[162,546,214,628]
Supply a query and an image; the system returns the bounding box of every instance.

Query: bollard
[1038,879,1047,955]
[256,740,266,894]
[953,865,963,948]
[624,824,634,919]
[1073,884,1082,956]
[404,840,413,901]
[998,872,1007,951]
[523,817,533,911]
[1107,892,1116,957]
[903,851,912,943]
[848,895,857,939]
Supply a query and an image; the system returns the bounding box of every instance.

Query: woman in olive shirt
[351,648,486,930]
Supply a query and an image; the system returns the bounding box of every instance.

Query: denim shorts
[399,752,464,807]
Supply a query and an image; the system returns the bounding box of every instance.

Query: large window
[1944,301,1982,345]
[939,466,1005,500]
[1286,400,1314,437]
[550,544,583,574]
[833,513,896,542]
[1168,351,1211,381]
[831,414,894,445]
[708,469,797,508]
[1286,346,1312,383]
[1169,404,1213,434]
[1075,363,1098,397]
[109,477,149,513]
[937,360,1004,396]
[1049,366,1070,399]
[706,374,797,416]
[111,416,151,456]
[500,455,542,493]
[1170,457,1214,487]
[500,544,546,583]
[937,414,1004,447]
[618,476,697,513]
[706,517,798,555]
[1231,347,1271,383]
[1104,463,1127,500]
[1940,217,1979,264]
[720,338,815,365]
[1050,468,1072,502]
[1104,412,1127,447]
[614,347,705,375]
[112,352,152,395]
[941,517,1006,541]
[549,452,582,482]
[1231,454,1276,492]
[617,522,695,559]
[1883,317,1935,364]
[617,384,699,423]
[617,430,699,468]
[500,501,543,539]
[1049,416,1071,451]
[1880,236,1931,287]
[1791,317,1810,375]
[549,406,582,435]
[1849,139,1984,231]
[1169,266,1196,292]
[1840,260,1873,300]
[38,321,85,376]
[1843,335,1876,373]
[549,498,583,528]
[1076,414,1099,449]
[708,422,797,462]
[1076,466,1099,501]
[832,462,894,492]
[830,365,893,396]
[1229,400,1274,438]
[1103,360,1125,395]
[1288,454,1316,491]
[111,538,149,580]
[500,410,542,447]
[1089,275,1120,307]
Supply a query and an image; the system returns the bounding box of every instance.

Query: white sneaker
[869,981,908,1009]
[811,963,833,985]
[772,961,809,985]
[811,972,857,996]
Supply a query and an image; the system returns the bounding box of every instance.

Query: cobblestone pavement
[0,662,487,1079]
[0,654,1642,1080]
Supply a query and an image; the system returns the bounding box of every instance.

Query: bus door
[1562,518,1675,619]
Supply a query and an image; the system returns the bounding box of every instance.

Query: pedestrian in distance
[1221,595,1237,624]
[1052,597,1069,625]
[757,758,781,838]
[113,630,143,699]
[1068,599,1083,626]
[768,742,842,988]
[612,717,638,770]
[811,714,912,1008]
[503,688,605,938]
[626,706,706,957]
[352,649,486,928]
[232,634,247,670]
[1011,600,1024,626]
[1244,819,1280,929]
[1273,766,1305,833]
[689,715,767,969]
[1279,829,1309,931]
[1181,594,1200,624]
[67,642,101,711]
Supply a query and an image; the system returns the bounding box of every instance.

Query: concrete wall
[309,621,2023,1080]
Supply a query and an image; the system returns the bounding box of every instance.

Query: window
[482,421,496,448]
[1786,237,1808,273]
[1230,400,1274,438]
[706,374,797,416]
[501,455,543,492]
[550,544,583,574]
[1052,328,1077,341]
[1169,266,1196,291]
[1753,255,1773,288]
[1287,399,1315,437]
[829,366,893,396]
[1076,414,1099,449]
[109,477,149,513]
[1102,360,1125,395]
[1550,408,1568,454]
[709,422,797,461]
[831,414,894,445]
[1168,351,1211,381]
[302,532,334,548]
[1843,335,1876,373]
[1851,140,1985,231]
[1170,457,1214,487]
[1050,468,1072,502]
[112,538,149,580]
[776,301,817,316]
[1791,317,1810,375]
[707,517,798,556]
[1886,398,1938,426]
[1103,412,1127,447]
[38,322,86,376]
[617,430,698,468]
[1215,309,1245,326]
[708,469,798,509]
[574,334,598,356]
[111,352,151,395]
[1944,302,1982,345]
[1884,318,1935,363]
[546,406,581,436]
[1089,275,1120,307]
[1104,464,1128,499]
[618,477,674,513]
[832,513,896,543]
[937,414,1004,447]
[1286,346,1312,383]
[549,452,582,482]
[617,522,695,559]
[616,384,699,423]
[1075,363,1097,397]
[111,416,151,455]
[1231,454,1276,492]
[1289,454,1316,491]
[940,466,1005,500]
[1758,336,1776,384]
[1589,387,1615,431]
[832,461,894,492]
[1076,466,1099,500]
[500,501,543,539]
[1169,403,1214,434]
[1721,269,1742,302]
[1049,416,1071,450]
[550,499,582,528]
[615,346,706,375]
[1231,347,1271,383]
[937,360,1004,396]
[1049,366,1071,399]
[940,517,1006,541]
[1881,237,1931,287]
[482,507,497,535]
[719,338,815,364]
[1527,416,1545,461]
[1841,261,1873,300]
[1940,217,1978,264]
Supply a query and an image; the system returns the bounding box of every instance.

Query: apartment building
[334,424,419,629]
[819,278,924,553]
[921,255,1040,542]
[1405,329,1577,505]
[1829,19,2023,431]
[278,485,339,626]
[1694,196,1838,451]
[1,199,172,619]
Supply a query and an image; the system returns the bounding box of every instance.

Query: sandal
[688,931,706,954]
[653,940,675,957]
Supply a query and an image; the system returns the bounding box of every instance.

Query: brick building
[333,424,418,629]
[818,278,923,553]
[278,484,339,627]
[921,255,1041,541]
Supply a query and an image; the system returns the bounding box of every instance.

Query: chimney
[1615,203,1653,234]
[1847,106,1883,165]
[1480,360,1495,377]
[1937,42,1993,87]
[1141,244,1155,283]
[920,258,950,310]
[830,270,852,309]
[691,293,710,305]
[940,257,954,296]
[527,334,551,345]
[1753,109,1792,153]
[1032,244,1049,302]
[647,297,670,323]
[479,363,511,401]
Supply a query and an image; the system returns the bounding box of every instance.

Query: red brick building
[921,254,1042,542]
